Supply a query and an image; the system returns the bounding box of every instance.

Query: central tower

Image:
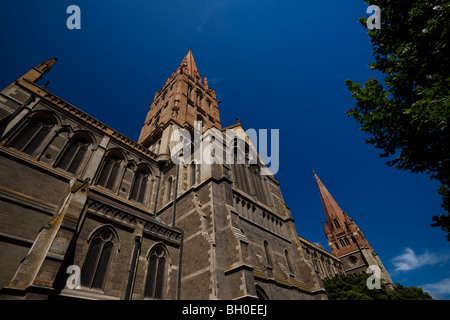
[137,50,327,299]
[138,49,221,162]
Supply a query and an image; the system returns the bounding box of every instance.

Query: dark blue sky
[1,0,448,299]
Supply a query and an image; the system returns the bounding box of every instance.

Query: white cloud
[391,247,450,272]
[421,278,450,300]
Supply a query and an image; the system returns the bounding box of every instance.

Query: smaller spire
[36,57,58,74]
[313,172,345,231]
[21,57,58,83]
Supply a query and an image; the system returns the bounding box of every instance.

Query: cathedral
[0,50,392,300]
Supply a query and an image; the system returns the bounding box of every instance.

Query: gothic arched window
[57,135,91,174]
[196,115,205,131]
[187,86,193,101]
[190,162,196,186]
[333,219,341,229]
[97,154,123,191]
[166,177,173,201]
[81,228,116,289]
[10,118,55,156]
[196,91,203,107]
[130,167,151,204]
[256,285,269,300]
[250,164,267,205]
[144,244,168,299]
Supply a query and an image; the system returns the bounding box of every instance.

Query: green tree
[389,283,434,300]
[346,1,450,240]
[324,274,433,300]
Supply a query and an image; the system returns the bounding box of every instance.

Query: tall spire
[314,171,375,255]
[313,172,394,287]
[313,172,346,231]
[138,49,221,148]
[179,48,200,79]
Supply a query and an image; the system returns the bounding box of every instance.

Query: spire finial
[37,57,58,74]
[20,57,58,83]
[179,48,199,78]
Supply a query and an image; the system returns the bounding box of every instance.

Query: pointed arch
[196,114,205,130]
[255,285,269,300]
[196,91,203,108]
[190,161,196,186]
[144,243,170,300]
[130,164,153,204]
[96,149,127,192]
[81,225,118,290]
[8,111,58,157]
[343,237,350,246]
[166,176,173,201]
[56,131,94,174]
[333,219,341,229]
[187,85,193,101]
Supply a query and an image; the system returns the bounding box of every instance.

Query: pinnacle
[179,48,200,78]
[37,57,58,74]
[313,172,345,228]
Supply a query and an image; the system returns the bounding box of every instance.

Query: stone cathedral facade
[0,50,391,300]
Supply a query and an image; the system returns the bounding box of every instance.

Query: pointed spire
[179,48,199,79]
[21,57,58,83]
[313,172,346,231]
[36,57,58,74]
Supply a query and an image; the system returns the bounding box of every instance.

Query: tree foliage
[346,1,450,240]
[324,273,433,300]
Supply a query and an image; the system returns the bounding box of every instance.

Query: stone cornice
[86,197,182,244]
